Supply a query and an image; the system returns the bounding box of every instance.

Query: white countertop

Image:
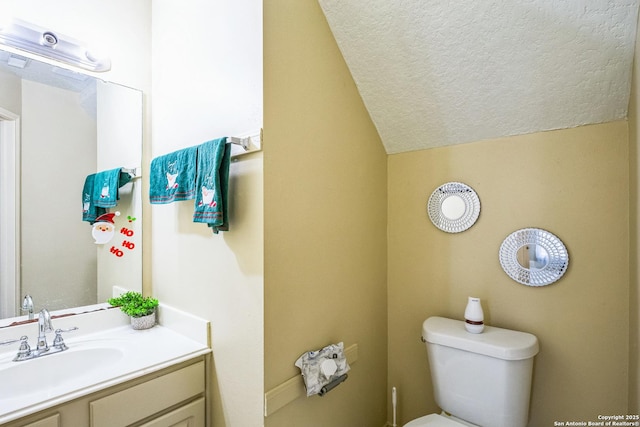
[0,304,211,424]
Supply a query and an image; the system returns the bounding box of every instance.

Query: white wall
[20,80,97,310]
[0,69,21,113]
[151,1,263,426]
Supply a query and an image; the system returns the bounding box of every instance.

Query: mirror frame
[499,227,569,286]
[427,181,481,233]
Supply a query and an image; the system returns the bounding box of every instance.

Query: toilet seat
[403,414,467,427]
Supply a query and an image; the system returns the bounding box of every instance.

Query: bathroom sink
[0,345,124,399]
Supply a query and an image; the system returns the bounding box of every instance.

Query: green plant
[108,291,158,318]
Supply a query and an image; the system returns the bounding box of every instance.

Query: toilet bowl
[403,317,539,427]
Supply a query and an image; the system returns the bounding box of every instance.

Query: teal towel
[193,138,230,232]
[93,167,131,208]
[209,143,231,234]
[149,146,198,204]
[82,173,106,223]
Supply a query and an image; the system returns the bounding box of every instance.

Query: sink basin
[0,345,124,399]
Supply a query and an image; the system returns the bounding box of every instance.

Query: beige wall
[264,1,388,426]
[388,121,630,425]
[629,9,640,414]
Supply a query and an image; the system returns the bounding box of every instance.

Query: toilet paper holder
[294,342,350,397]
[318,373,348,396]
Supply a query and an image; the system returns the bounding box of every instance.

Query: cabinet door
[22,414,60,427]
[138,398,205,427]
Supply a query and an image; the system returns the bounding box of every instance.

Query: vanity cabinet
[4,357,207,427]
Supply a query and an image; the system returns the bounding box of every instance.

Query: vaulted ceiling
[319,0,640,154]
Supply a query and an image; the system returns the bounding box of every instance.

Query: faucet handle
[0,336,31,361]
[52,327,78,351]
[15,336,31,360]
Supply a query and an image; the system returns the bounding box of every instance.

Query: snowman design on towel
[100,183,110,198]
[83,193,91,213]
[199,186,217,207]
[166,172,178,189]
[165,160,179,190]
[198,175,217,207]
[93,173,110,199]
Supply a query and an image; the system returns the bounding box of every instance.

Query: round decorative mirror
[427,182,480,233]
[499,228,569,286]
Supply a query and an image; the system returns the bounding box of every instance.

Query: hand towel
[209,144,231,234]
[149,146,198,204]
[192,138,230,232]
[209,142,231,234]
[93,167,131,208]
[82,173,106,223]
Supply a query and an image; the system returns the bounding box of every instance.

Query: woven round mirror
[499,228,569,286]
[427,182,480,233]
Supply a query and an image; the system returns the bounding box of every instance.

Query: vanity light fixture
[0,18,110,72]
[6,53,28,68]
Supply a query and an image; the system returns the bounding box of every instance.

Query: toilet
[404,316,539,427]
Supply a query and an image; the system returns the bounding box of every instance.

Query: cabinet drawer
[138,398,205,427]
[90,361,204,427]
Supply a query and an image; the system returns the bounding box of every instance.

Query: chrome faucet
[21,295,34,320]
[36,308,53,353]
[0,309,78,361]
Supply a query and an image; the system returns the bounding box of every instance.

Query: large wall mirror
[0,50,143,326]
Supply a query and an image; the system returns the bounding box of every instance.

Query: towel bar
[227,129,262,158]
[121,167,141,178]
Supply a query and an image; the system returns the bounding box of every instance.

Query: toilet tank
[423,317,539,427]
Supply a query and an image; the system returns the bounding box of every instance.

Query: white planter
[130,311,156,330]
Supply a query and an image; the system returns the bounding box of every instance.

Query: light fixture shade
[0,18,110,72]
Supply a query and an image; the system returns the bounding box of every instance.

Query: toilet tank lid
[423,317,539,360]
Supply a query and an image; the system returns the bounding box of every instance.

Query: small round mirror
[427,182,480,233]
[499,228,568,286]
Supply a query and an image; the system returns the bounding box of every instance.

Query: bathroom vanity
[0,305,211,427]
[4,358,205,427]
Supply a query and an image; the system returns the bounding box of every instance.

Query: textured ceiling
[319,0,640,154]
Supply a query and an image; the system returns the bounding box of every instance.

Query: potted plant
[108,291,159,330]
